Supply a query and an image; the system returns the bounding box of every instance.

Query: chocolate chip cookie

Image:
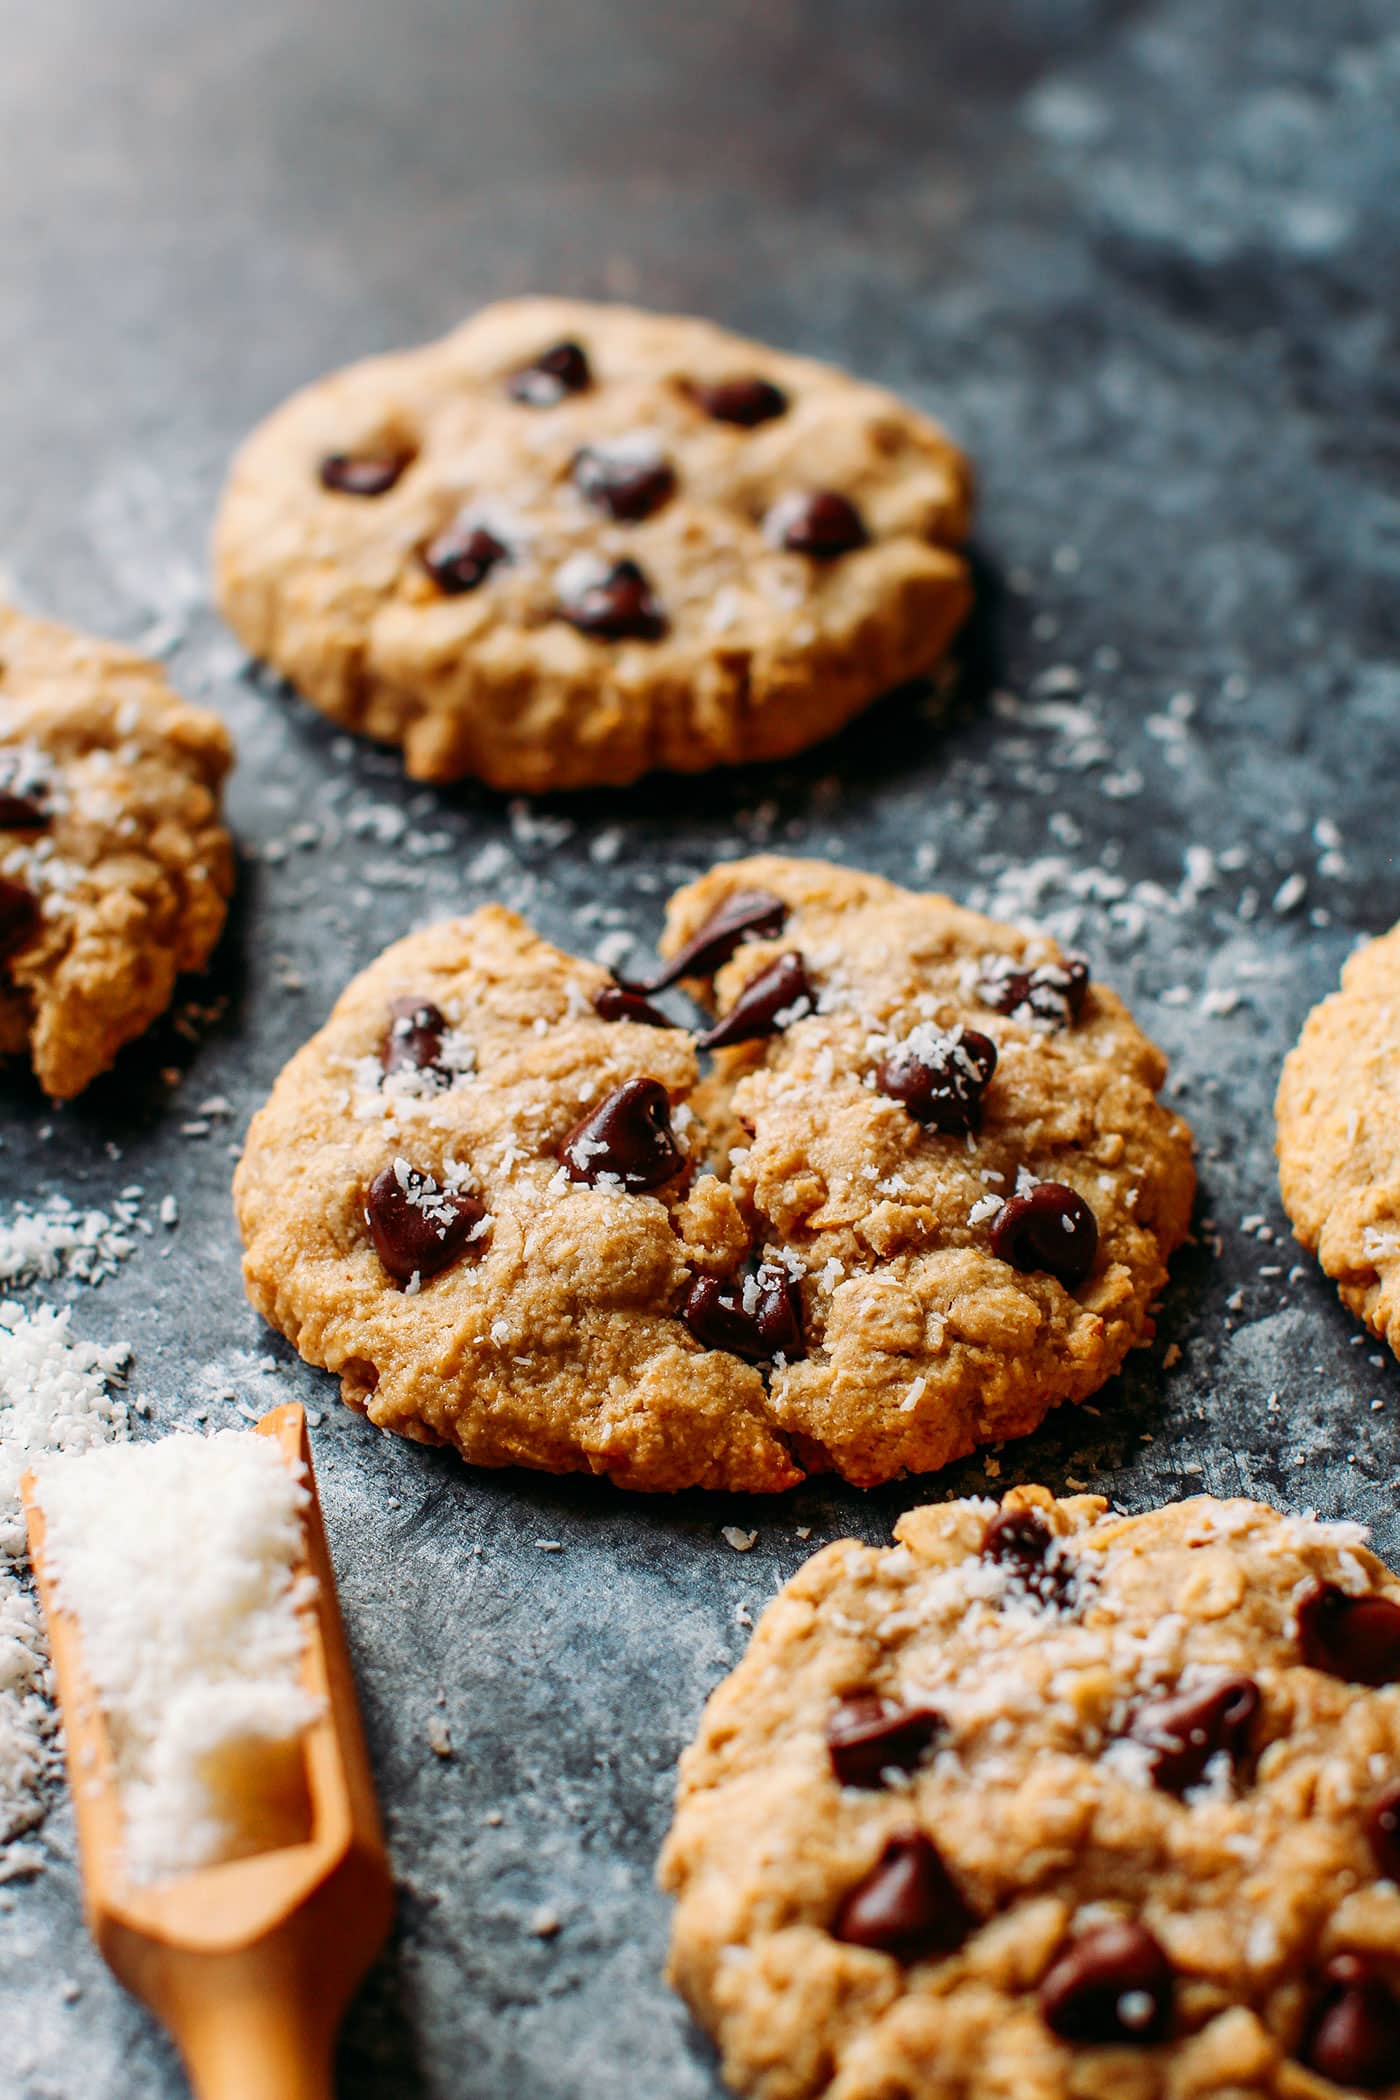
[233,856,1193,1493]
[0,603,234,1100]
[212,298,972,791]
[660,1487,1400,2100]
[1276,924,1400,1363]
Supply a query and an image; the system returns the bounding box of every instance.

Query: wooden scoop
[22,1401,393,2100]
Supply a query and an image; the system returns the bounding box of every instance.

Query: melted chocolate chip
[1297,1580,1400,1686]
[363,1162,487,1286]
[557,557,666,641]
[560,1077,683,1192]
[990,1183,1098,1288]
[1302,1956,1400,2090]
[681,1261,804,1363]
[1369,1781,1400,1882]
[319,451,410,497]
[690,376,788,426]
[876,1026,998,1134]
[421,522,508,595]
[982,1504,1076,1608]
[593,983,673,1028]
[1039,1921,1174,2045]
[625,889,789,994]
[572,443,675,522]
[977,954,1090,1028]
[826,1695,945,1789]
[769,489,868,558]
[1130,1677,1259,1794]
[381,997,449,1082]
[833,1829,972,1961]
[0,875,39,961]
[698,952,814,1051]
[506,339,591,405]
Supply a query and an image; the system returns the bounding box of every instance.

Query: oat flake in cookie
[0,603,233,1100]
[211,297,972,792]
[660,1488,1400,2100]
[233,855,1192,1493]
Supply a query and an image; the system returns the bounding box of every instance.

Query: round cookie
[0,603,234,1101]
[233,855,1193,1493]
[1277,925,1400,1360]
[660,1487,1400,2100]
[212,298,972,791]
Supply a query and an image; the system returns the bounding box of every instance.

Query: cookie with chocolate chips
[660,1488,1400,2100]
[212,297,972,791]
[0,602,234,1100]
[234,854,1191,1493]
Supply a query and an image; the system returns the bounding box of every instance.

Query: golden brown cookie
[233,856,1193,1493]
[211,298,972,791]
[0,604,234,1100]
[660,1487,1400,2100]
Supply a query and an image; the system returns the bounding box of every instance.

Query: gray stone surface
[1,1,1397,2094]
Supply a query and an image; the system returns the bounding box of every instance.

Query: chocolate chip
[1369,1781,1400,1882]
[876,1026,998,1134]
[826,1695,945,1789]
[572,443,675,522]
[698,952,814,1051]
[982,1504,1076,1609]
[1297,1580,1400,1686]
[1039,1921,1174,2045]
[768,489,868,558]
[690,376,788,426]
[1130,1677,1259,1794]
[421,522,508,595]
[0,875,39,961]
[682,1261,804,1363]
[625,889,789,994]
[363,1162,487,1286]
[506,339,591,405]
[977,954,1090,1029]
[990,1183,1098,1289]
[1302,1956,1400,2090]
[0,759,51,830]
[381,997,449,1082]
[560,1077,683,1192]
[0,789,47,829]
[593,984,673,1028]
[318,452,410,497]
[556,556,666,641]
[834,1829,972,1960]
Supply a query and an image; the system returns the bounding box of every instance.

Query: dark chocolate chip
[593,983,673,1028]
[0,790,47,829]
[876,1026,998,1134]
[557,556,666,641]
[572,443,675,522]
[826,1695,945,1789]
[690,376,788,426]
[990,1183,1098,1288]
[363,1162,487,1286]
[698,952,814,1051]
[381,997,449,1082]
[560,1077,683,1192]
[1130,1677,1259,1794]
[833,1829,972,1961]
[626,889,789,994]
[1369,1781,1400,1882]
[506,339,591,405]
[978,954,1090,1028]
[0,758,51,830]
[421,522,508,595]
[319,451,410,497]
[0,875,39,961]
[982,1504,1076,1609]
[1039,1920,1174,2045]
[1302,1955,1400,2090]
[682,1260,804,1363]
[769,489,868,558]
[1297,1580,1400,1686]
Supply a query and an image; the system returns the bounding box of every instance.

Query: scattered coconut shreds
[723,1526,758,1553]
[0,1193,142,1289]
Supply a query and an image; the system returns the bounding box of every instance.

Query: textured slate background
[2,2,1398,2094]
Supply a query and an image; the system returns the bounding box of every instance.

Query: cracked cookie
[233,855,1192,1492]
[660,1487,1400,2100]
[211,298,972,791]
[0,603,234,1100]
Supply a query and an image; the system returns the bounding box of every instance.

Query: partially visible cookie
[660,1487,1400,2100]
[212,298,972,791]
[1276,926,1400,1360]
[233,854,1192,1493]
[0,604,234,1100]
